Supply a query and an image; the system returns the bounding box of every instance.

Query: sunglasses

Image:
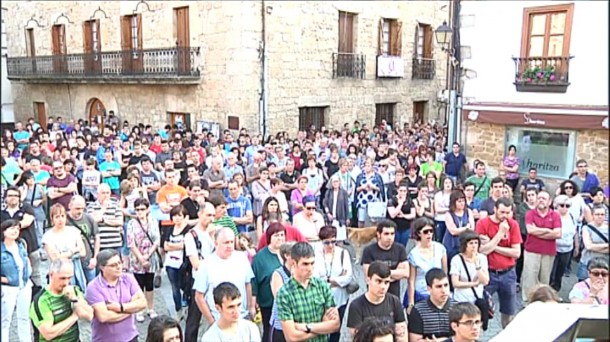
[564,186,573,190]
[558,204,571,208]
[323,240,337,246]
[590,270,609,278]
[135,207,148,212]
[420,229,434,235]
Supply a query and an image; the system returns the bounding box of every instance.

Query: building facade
[1,6,15,128]
[4,1,449,136]
[459,1,609,185]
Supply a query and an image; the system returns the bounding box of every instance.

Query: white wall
[460,1,609,107]
[1,7,15,123]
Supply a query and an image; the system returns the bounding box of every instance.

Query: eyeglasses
[305,207,316,210]
[564,186,573,190]
[590,270,609,277]
[558,204,571,208]
[135,207,148,212]
[420,229,434,235]
[104,261,123,268]
[323,240,337,246]
[457,320,483,328]
[577,165,587,168]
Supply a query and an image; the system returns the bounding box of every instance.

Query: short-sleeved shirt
[183,227,215,278]
[213,215,239,236]
[140,170,160,205]
[520,178,545,192]
[66,213,99,266]
[1,204,39,253]
[475,217,522,270]
[479,197,497,216]
[277,276,336,342]
[226,195,253,233]
[466,175,491,201]
[524,209,561,256]
[361,243,408,298]
[85,274,141,342]
[99,160,121,190]
[450,253,489,302]
[444,153,467,177]
[201,319,261,342]
[346,293,405,330]
[408,242,446,295]
[86,199,124,250]
[203,169,226,198]
[30,286,85,342]
[408,298,457,340]
[47,174,77,209]
[156,184,188,225]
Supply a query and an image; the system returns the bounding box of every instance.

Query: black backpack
[179,229,202,304]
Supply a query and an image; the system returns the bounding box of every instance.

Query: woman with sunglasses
[576,205,609,281]
[405,217,448,311]
[558,180,592,226]
[313,226,352,342]
[126,198,161,322]
[549,195,578,291]
[569,257,609,304]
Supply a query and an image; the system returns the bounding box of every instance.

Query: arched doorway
[87,98,106,130]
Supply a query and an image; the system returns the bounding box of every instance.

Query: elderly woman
[355,158,385,227]
[314,226,353,342]
[1,219,32,342]
[576,204,609,281]
[252,223,286,342]
[292,195,325,243]
[549,195,578,292]
[322,175,350,242]
[269,242,296,342]
[569,257,609,304]
[450,230,490,330]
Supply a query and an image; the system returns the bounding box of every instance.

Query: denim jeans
[395,229,411,247]
[435,220,447,243]
[166,266,183,312]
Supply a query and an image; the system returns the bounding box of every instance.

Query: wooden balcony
[512,56,573,93]
[6,46,201,84]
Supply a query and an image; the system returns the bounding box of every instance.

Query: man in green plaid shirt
[277,242,340,341]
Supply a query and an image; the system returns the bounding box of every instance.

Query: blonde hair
[120,179,134,196]
[49,204,66,222]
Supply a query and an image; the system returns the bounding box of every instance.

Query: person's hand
[88,258,97,270]
[141,260,151,269]
[499,220,510,237]
[473,252,480,267]
[327,213,333,221]
[62,285,77,300]
[106,301,121,313]
[248,307,257,321]
[590,278,606,296]
[406,304,414,315]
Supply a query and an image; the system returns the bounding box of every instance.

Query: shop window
[505,126,576,179]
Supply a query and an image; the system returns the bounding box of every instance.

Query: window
[25,28,35,57]
[505,126,576,179]
[521,4,574,57]
[375,103,395,127]
[227,116,239,130]
[298,107,327,131]
[415,24,433,59]
[338,11,355,53]
[378,19,402,56]
[51,24,66,55]
[167,112,191,130]
[121,14,142,54]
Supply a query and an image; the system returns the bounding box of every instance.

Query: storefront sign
[523,113,546,126]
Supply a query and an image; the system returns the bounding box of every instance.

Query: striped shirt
[86,198,124,250]
[407,298,457,340]
[30,287,84,342]
[213,215,239,236]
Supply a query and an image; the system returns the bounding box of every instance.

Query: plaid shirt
[277,276,336,342]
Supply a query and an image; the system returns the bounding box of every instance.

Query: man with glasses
[408,268,456,341]
[571,159,600,204]
[445,302,482,342]
[68,195,99,284]
[85,249,147,342]
[522,190,561,302]
[47,161,78,210]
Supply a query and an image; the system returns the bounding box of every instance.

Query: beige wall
[5,1,449,134]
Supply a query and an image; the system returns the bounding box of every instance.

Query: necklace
[323,250,335,279]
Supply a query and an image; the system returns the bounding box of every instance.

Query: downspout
[260,0,269,140]
[444,0,453,125]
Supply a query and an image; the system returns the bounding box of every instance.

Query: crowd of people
[1,115,608,342]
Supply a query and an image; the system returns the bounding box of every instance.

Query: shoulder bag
[459,254,494,331]
[367,174,387,222]
[586,224,609,243]
[473,176,488,198]
[136,218,164,288]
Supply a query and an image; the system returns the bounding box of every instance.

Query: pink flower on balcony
[526,78,532,83]
[537,72,544,79]
[549,74,556,81]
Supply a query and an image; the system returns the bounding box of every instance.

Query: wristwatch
[305,324,312,333]
[70,298,78,303]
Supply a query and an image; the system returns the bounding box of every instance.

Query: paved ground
[9,250,579,342]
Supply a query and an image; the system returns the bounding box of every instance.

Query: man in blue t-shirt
[225,180,253,234]
[443,142,467,183]
[13,122,31,151]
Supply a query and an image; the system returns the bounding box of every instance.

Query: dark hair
[353,317,395,342]
[367,260,391,279]
[208,194,227,207]
[589,186,604,198]
[318,225,337,241]
[411,216,435,241]
[508,145,517,153]
[587,257,609,271]
[134,198,150,209]
[491,177,504,187]
[302,195,316,205]
[376,219,397,234]
[1,219,20,241]
[458,230,481,254]
[169,205,189,220]
[528,284,561,304]
[290,242,315,263]
[448,190,466,212]
[449,302,481,324]
[262,196,281,222]
[494,197,513,209]
[425,268,448,287]
[559,180,580,195]
[213,282,241,306]
[265,222,286,244]
[145,315,183,342]
[188,180,201,190]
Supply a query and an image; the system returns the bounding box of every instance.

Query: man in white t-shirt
[201,282,261,342]
[194,228,256,326]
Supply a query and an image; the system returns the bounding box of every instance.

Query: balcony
[412,57,436,80]
[332,52,366,79]
[7,46,201,84]
[512,56,573,93]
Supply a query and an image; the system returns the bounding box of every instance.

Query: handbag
[459,255,494,330]
[136,218,164,288]
[340,249,360,294]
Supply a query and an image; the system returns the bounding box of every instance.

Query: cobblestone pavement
[10,249,579,342]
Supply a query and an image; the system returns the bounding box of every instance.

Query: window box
[513,56,572,93]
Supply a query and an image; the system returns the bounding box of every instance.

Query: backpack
[180,229,202,304]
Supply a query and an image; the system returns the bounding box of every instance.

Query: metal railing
[332,52,366,79]
[512,56,572,85]
[7,46,201,81]
[412,57,436,79]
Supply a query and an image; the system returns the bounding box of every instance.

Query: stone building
[459,1,609,187]
[4,0,449,136]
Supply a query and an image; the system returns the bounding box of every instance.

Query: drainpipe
[259,0,269,140]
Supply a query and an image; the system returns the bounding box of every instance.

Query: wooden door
[51,25,67,73]
[175,7,190,74]
[88,98,106,130]
[83,20,101,73]
[121,14,142,74]
[423,25,433,58]
[413,101,426,124]
[34,102,47,131]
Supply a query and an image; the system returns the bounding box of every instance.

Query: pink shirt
[525,209,561,256]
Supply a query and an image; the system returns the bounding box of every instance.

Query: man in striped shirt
[209,194,239,236]
[87,183,124,253]
[408,268,456,341]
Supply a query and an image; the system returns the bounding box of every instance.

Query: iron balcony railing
[512,56,573,93]
[7,46,201,82]
[412,57,436,80]
[332,52,366,79]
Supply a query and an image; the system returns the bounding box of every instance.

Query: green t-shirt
[213,215,239,236]
[30,287,84,342]
[420,162,444,187]
[466,175,491,201]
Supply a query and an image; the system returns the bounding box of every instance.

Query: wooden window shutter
[378,19,384,55]
[424,25,433,58]
[136,14,143,49]
[120,16,131,50]
[60,25,67,54]
[94,20,101,50]
[228,116,240,130]
[51,26,60,55]
[414,25,420,57]
[83,21,92,53]
[390,21,402,56]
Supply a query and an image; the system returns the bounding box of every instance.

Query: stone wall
[575,129,609,185]
[4,1,449,135]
